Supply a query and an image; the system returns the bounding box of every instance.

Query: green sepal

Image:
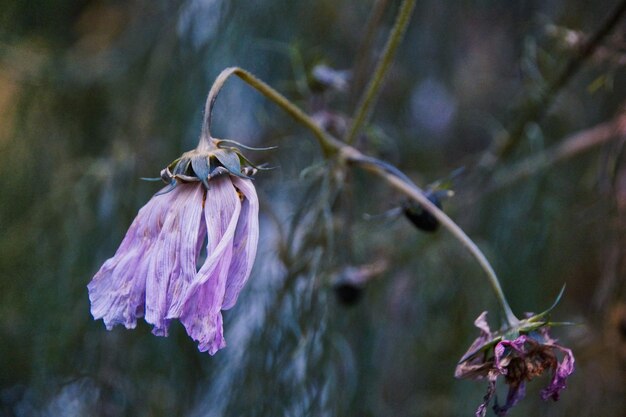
[527,284,566,324]
[458,336,503,364]
[191,156,210,181]
[231,148,273,171]
[215,138,277,151]
[172,158,192,176]
[154,182,177,196]
[190,156,210,189]
[167,158,181,172]
[213,149,248,178]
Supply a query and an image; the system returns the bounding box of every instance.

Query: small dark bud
[333,281,364,306]
[403,190,442,232]
[331,261,387,307]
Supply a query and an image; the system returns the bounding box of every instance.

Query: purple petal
[88,185,177,330]
[144,184,206,336]
[540,345,575,401]
[474,311,492,336]
[455,312,496,379]
[171,177,241,354]
[494,336,530,373]
[221,177,259,310]
[455,360,493,380]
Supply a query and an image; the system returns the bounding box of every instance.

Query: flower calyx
[402,168,462,232]
[155,138,271,194]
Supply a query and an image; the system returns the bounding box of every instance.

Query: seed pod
[331,262,387,307]
[403,190,442,232]
[333,280,364,306]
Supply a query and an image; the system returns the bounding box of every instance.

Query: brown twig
[490,112,626,191]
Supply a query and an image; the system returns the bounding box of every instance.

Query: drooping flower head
[88,137,261,354]
[455,308,575,417]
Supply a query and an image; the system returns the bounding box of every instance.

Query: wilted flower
[455,312,575,417]
[88,139,259,354]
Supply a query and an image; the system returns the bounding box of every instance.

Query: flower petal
[171,177,241,354]
[540,344,575,401]
[144,184,206,336]
[494,335,530,373]
[474,311,492,335]
[221,177,259,310]
[88,185,174,330]
[456,312,496,378]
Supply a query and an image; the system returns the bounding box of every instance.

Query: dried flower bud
[402,189,442,232]
[333,280,364,306]
[456,311,575,416]
[332,261,387,307]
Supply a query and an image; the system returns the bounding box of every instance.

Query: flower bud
[402,189,442,232]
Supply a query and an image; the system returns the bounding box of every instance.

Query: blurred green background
[1,1,625,416]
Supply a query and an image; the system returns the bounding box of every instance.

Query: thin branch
[200,67,343,156]
[350,0,393,103]
[344,0,417,145]
[491,112,626,191]
[488,0,626,165]
[342,148,520,327]
[204,65,519,326]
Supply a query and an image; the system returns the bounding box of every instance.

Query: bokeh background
[1,0,625,416]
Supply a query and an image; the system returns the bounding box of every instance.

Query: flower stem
[204,65,519,327]
[344,151,519,327]
[344,0,417,145]
[350,0,393,101]
[201,67,342,156]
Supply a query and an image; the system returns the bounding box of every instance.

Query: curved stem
[203,65,518,326]
[343,149,520,326]
[201,67,342,156]
[344,0,417,145]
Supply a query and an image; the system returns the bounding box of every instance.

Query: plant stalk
[204,65,520,327]
[343,150,519,327]
[201,67,341,156]
[344,0,416,145]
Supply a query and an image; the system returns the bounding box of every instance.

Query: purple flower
[88,144,259,354]
[456,312,575,417]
